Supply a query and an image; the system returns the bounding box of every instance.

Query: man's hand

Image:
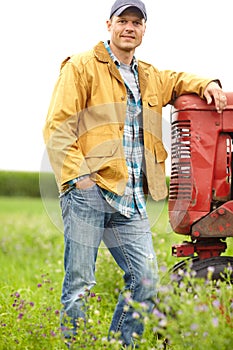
[75,176,95,190]
[204,81,227,113]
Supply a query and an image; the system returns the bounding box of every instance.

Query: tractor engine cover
[169,92,233,237]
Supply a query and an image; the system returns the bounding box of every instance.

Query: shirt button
[121,96,125,101]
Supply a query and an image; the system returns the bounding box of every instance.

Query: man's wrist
[67,175,89,186]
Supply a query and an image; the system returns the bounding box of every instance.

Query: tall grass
[0,197,232,349]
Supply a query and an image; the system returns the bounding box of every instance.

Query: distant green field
[0,197,232,349]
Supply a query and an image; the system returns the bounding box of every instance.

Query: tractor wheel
[171,256,233,282]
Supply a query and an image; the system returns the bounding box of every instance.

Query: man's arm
[43,58,90,191]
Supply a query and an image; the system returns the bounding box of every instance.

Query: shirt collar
[104,41,138,71]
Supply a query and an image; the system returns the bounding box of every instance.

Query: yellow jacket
[43,41,213,200]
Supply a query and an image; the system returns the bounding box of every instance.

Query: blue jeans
[60,184,158,346]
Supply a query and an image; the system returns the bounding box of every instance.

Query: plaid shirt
[100,42,147,218]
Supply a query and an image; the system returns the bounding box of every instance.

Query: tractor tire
[171,256,233,282]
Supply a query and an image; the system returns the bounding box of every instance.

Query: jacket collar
[93,41,148,97]
[94,41,112,63]
[137,64,148,99]
[94,41,123,83]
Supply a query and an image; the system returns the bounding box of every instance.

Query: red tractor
[168,92,233,280]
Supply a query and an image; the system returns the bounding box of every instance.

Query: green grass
[0,197,232,349]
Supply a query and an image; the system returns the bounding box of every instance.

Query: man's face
[107,7,146,53]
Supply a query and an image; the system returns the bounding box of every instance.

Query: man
[43,0,227,347]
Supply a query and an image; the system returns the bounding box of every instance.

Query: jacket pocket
[84,138,120,158]
[84,139,124,177]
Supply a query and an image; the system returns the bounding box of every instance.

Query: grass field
[0,196,232,349]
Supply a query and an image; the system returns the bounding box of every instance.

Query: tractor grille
[169,120,192,200]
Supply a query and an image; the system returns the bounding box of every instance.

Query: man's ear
[106,19,112,32]
[143,22,146,35]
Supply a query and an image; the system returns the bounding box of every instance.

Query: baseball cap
[110,0,147,21]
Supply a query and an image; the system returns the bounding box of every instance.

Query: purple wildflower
[190,323,198,331]
[212,317,219,327]
[212,299,220,308]
[132,312,140,319]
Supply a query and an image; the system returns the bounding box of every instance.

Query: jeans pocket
[72,184,109,216]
